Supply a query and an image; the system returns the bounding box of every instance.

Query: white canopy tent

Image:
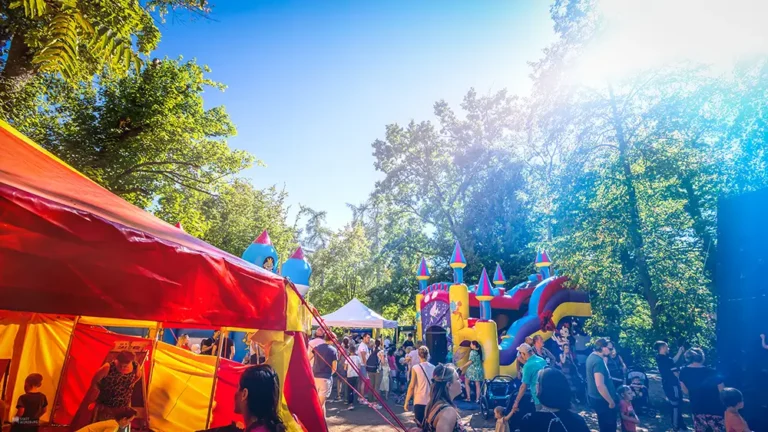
[314,298,398,329]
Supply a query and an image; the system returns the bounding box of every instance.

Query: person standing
[679,348,725,432]
[586,338,617,432]
[518,369,590,432]
[404,346,436,427]
[422,364,467,432]
[512,343,547,414]
[202,330,235,360]
[606,341,627,388]
[87,351,143,423]
[345,346,363,411]
[309,331,338,417]
[532,335,558,367]
[11,374,48,432]
[379,345,391,400]
[402,333,415,350]
[365,339,383,408]
[356,333,371,402]
[234,364,287,432]
[654,340,687,430]
[460,341,484,403]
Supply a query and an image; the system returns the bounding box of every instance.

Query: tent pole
[144,322,162,429]
[204,327,226,429]
[50,315,79,426]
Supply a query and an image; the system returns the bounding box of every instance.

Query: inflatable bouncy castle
[415,242,591,377]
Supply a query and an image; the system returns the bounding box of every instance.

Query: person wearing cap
[586,338,617,432]
[512,342,547,415]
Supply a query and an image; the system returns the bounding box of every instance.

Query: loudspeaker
[716,187,768,430]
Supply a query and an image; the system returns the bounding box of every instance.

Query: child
[11,373,48,432]
[494,406,511,432]
[627,372,649,412]
[722,387,751,432]
[75,407,136,432]
[618,385,640,432]
[345,346,363,411]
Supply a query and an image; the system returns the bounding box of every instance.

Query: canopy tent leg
[204,327,226,429]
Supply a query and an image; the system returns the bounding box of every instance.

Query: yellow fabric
[250,330,300,432]
[147,342,217,432]
[0,321,20,361]
[78,316,157,328]
[10,315,74,423]
[285,288,303,332]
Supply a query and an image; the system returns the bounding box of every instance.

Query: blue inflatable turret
[242,230,279,273]
[281,247,312,296]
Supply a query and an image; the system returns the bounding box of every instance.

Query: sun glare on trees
[572,0,768,86]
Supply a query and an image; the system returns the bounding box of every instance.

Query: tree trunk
[681,175,716,282]
[0,32,36,97]
[608,86,659,323]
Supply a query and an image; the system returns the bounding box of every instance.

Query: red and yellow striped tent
[0,120,325,431]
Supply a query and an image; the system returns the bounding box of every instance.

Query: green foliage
[0,0,208,90]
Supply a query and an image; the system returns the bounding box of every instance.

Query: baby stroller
[627,368,650,414]
[479,375,516,419]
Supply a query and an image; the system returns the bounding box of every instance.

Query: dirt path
[327,376,684,431]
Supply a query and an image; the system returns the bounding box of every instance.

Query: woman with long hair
[234,364,286,432]
[422,364,467,432]
[459,341,484,403]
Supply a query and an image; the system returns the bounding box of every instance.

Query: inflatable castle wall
[415,242,591,377]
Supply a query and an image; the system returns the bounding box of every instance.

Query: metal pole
[204,327,226,429]
[144,322,162,429]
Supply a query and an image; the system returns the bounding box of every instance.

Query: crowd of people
[303,325,758,432]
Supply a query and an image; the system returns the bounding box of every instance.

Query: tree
[372,88,533,283]
[0,0,209,94]
[308,223,375,314]
[3,57,253,212]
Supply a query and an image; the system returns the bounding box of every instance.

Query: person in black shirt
[11,373,48,432]
[519,368,589,432]
[202,330,235,360]
[402,333,414,349]
[654,341,687,431]
[679,348,724,432]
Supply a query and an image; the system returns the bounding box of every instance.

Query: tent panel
[79,316,158,328]
[10,315,73,423]
[148,343,216,432]
[0,122,289,330]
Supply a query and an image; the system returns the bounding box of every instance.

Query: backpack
[366,348,381,372]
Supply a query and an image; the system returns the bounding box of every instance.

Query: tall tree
[0,0,208,94]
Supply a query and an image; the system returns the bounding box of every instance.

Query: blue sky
[154,1,555,229]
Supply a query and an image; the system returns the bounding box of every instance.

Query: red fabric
[52,324,153,428]
[210,359,247,428]
[284,333,325,432]
[536,276,568,317]
[0,125,288,329]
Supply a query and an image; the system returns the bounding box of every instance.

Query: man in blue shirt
[586,338,617,432]
[309,332,338,417]
[512,342,547,414]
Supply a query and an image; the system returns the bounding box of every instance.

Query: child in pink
[722,387,751,432]
[618,385,640,432]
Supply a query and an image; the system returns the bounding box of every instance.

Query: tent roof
[0,121,289,330]
[315,298,398,329]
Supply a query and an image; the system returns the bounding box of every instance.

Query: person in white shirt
[345,346,364,410]
[356,333,371,400]
[403,346,435,427]
[406,341,422,375]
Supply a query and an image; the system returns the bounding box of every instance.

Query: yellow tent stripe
[0,118,97,183]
